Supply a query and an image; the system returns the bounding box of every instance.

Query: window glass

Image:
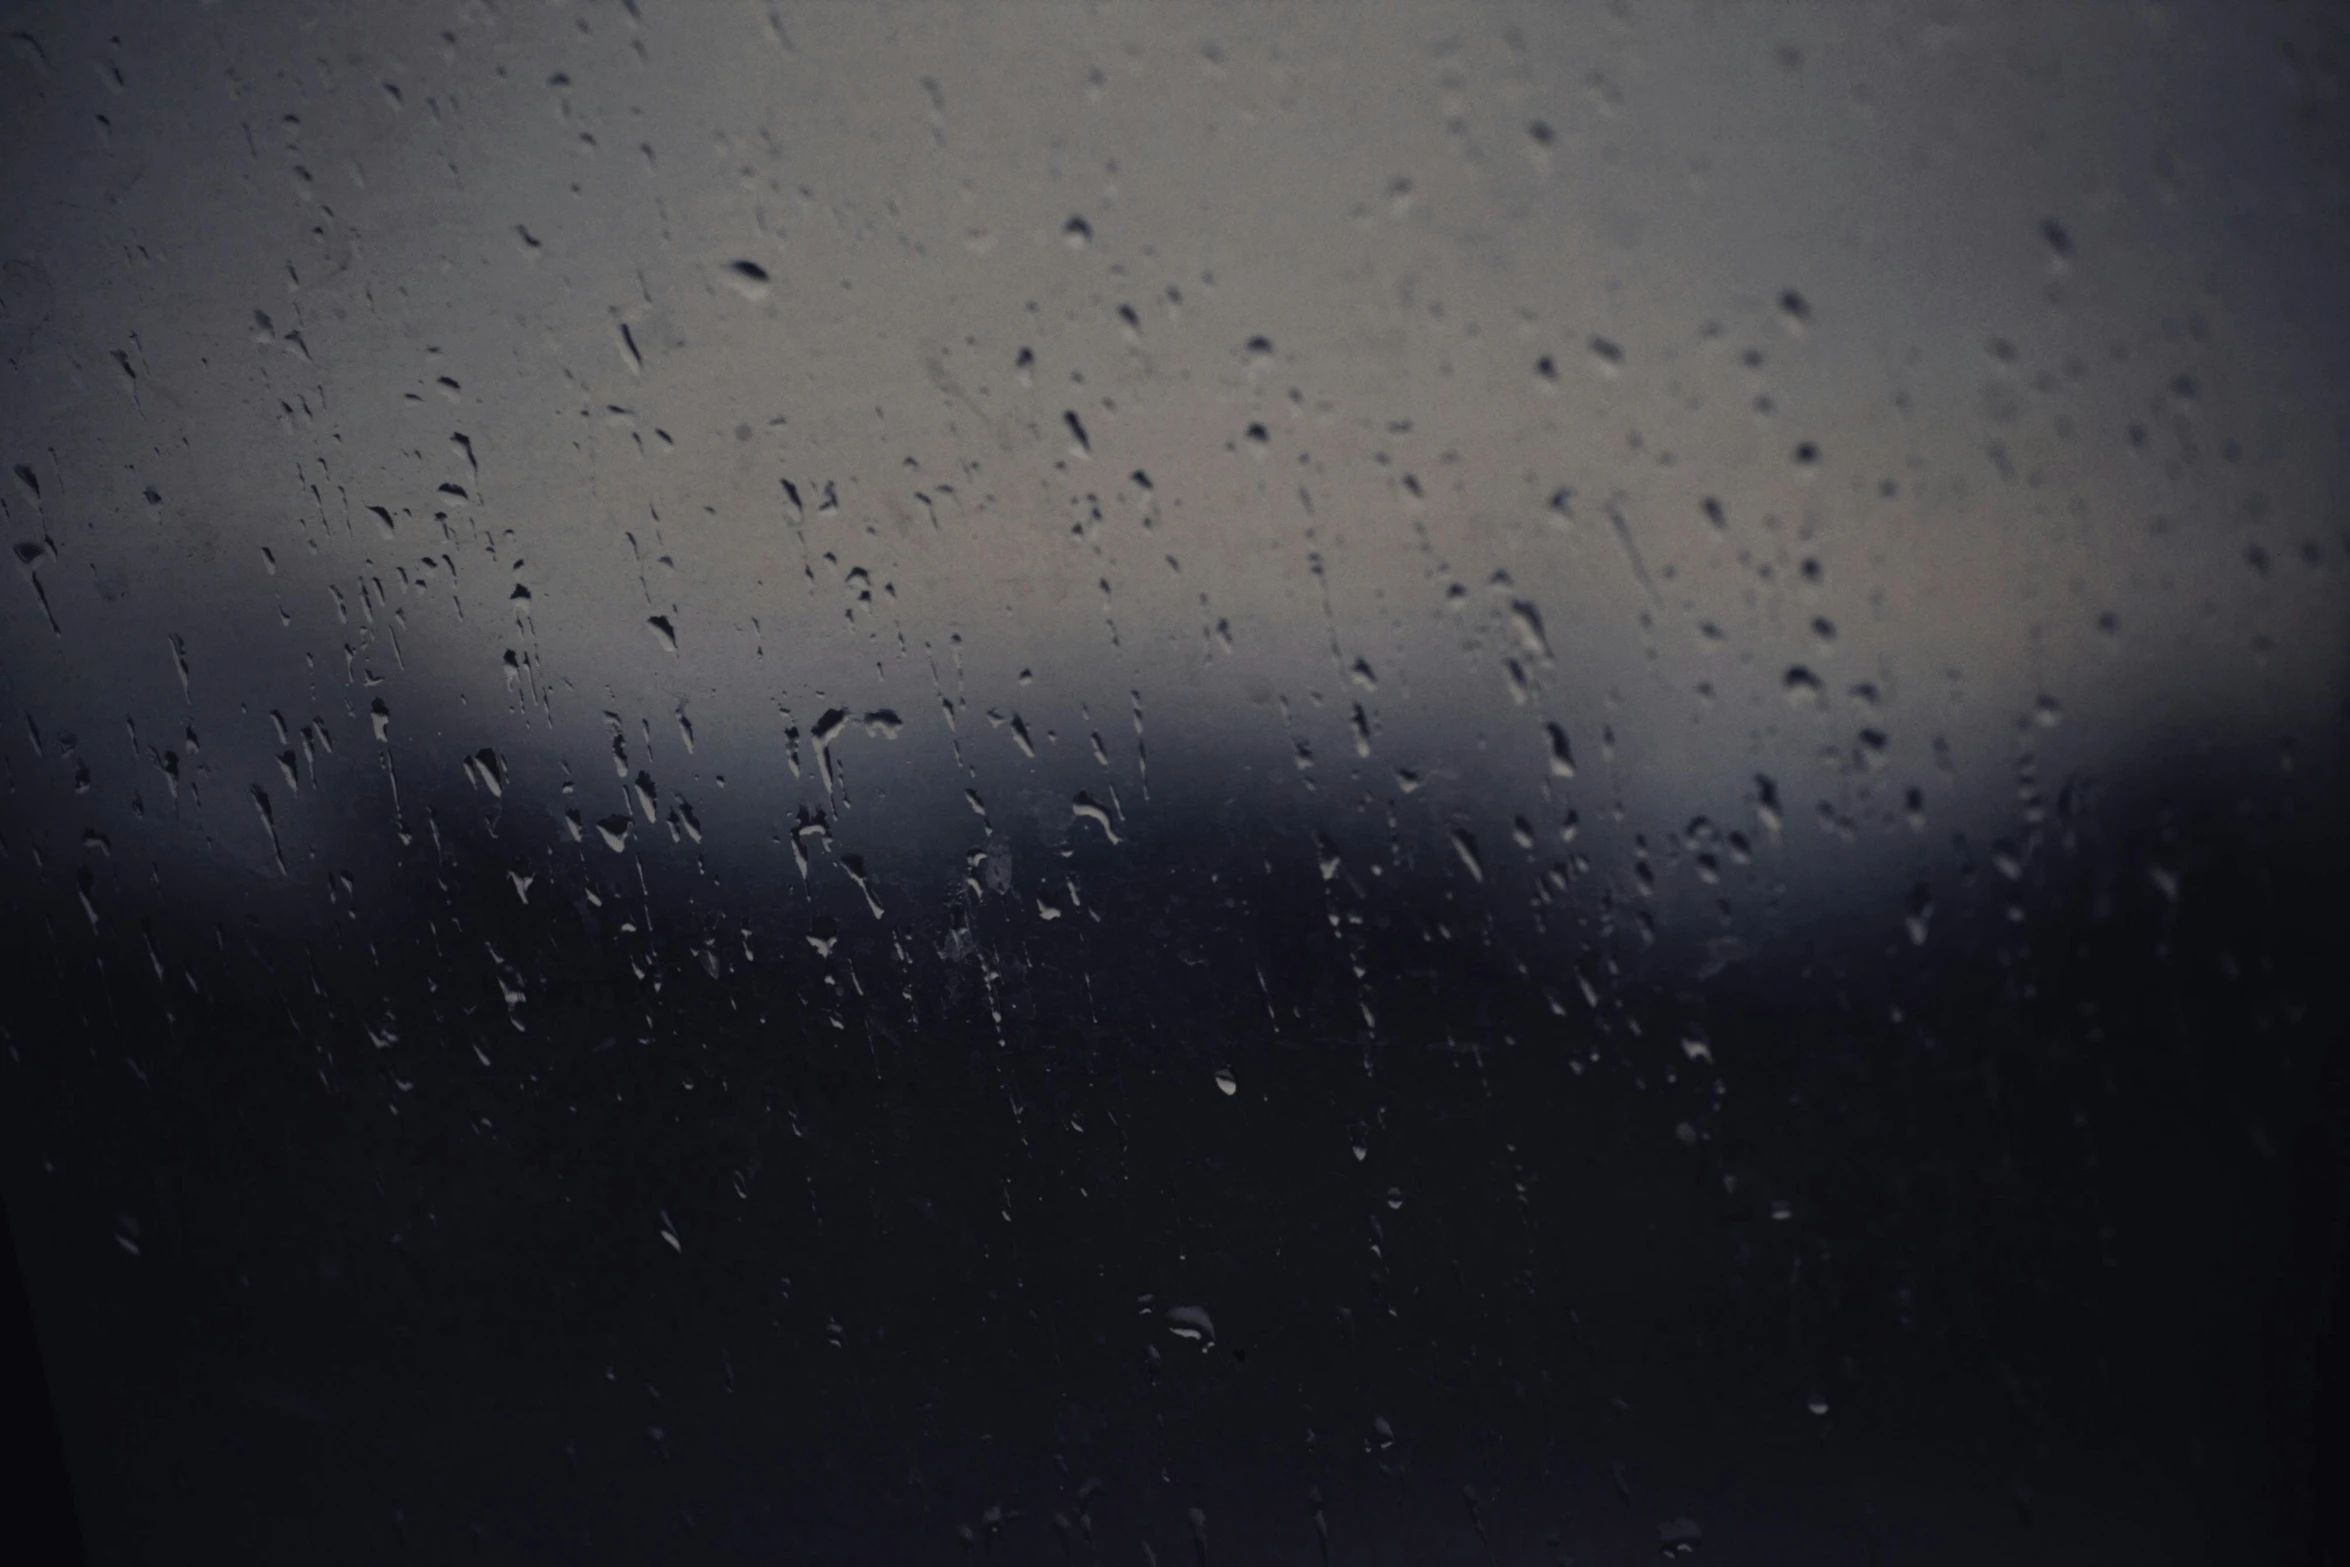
[2,3,2344,1560]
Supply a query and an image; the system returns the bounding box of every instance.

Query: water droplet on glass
[1165,1304,1215,1346]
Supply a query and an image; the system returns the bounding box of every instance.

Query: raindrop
[1072,793,1120,844]
[1658,1518,1704,1556]
[1546,722,1576,778]
[1507,601,1551,660]
[1905,883,1933,946]
[1450,827,1485,883]
[1165,1304,1215,1345]
[723,259,772,301]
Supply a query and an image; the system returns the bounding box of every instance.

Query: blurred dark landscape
[5,758,2345,1561]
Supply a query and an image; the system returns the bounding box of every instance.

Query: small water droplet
[722,259,772,300]
[1165,1304,1215,1345]
[1450,827,1484,883]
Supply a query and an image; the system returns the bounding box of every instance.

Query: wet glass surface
[2,2,2346,1561]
